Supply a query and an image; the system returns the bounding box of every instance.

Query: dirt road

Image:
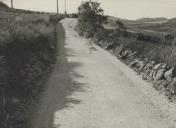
[32,18,176,128]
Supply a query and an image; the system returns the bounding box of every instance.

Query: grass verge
[0,13,63,128]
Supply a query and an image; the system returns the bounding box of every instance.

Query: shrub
[76,1,106,38]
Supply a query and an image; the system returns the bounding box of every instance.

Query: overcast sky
[1,0,176,20]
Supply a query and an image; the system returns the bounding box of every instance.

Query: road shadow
[29,23,86,128]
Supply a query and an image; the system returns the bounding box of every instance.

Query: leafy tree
[77,1,106,38]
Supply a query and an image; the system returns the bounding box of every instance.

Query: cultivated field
[103,16,176,67]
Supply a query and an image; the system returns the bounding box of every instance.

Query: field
[0,10,63,128]
[103,16,176,67]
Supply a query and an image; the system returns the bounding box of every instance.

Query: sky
[1,0,176,20]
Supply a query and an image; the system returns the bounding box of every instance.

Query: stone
[152,63,163,79]
[143,62,152,71]
[166,78,176,97]
[105,43,113,50]
[130,60,138,67]
[126,49,133,55]
[153,63,162,70]
[148,70,155,80]
[142,61,155,77]
[129,59,142,68]
[129,51,137,57]
[120,49,132,59]
[164,67,174,82]
[157,80,168,91]
[161,64,167,69]
[138,61,147,72]
[153,80,163,88]
[154,80,168,91]
[145,69,152,79]
[155,69,166,81]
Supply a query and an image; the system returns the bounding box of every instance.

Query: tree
[116,20,126,30]
[77,1,106,38]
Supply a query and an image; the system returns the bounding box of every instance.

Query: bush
[76,1,106,38]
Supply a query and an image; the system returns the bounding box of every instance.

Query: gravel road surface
[32,18,176,128]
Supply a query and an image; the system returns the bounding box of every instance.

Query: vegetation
[76,0,176,99]
[0,1,9,9]
[76,0,106,38]
[93,26,176,66]
[0,11,63,128]
[76,1,176,67]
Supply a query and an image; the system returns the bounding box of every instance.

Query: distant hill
[106,16,168,28]
[136,17,168,23]
[163,18,176,28]
[107,16,137,24]
[125,17,176,33]
[0,1,9,10]
[104,15,176,34]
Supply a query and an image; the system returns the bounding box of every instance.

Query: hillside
[0,1,9,10]
[0,1,43,14]
[105,15,176,35]
[163,18,176,28]
[136,17,168,23]
[106,16,137,25]
[126,18,176,34]
[107,16,169,25]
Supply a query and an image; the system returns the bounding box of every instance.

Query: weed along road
[32,18,176,128]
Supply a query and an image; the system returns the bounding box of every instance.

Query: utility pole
[57,0,59,14]
[64,0,67,15]
[11,0,13,8]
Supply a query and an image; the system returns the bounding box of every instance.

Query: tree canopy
[77,1,106,37]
